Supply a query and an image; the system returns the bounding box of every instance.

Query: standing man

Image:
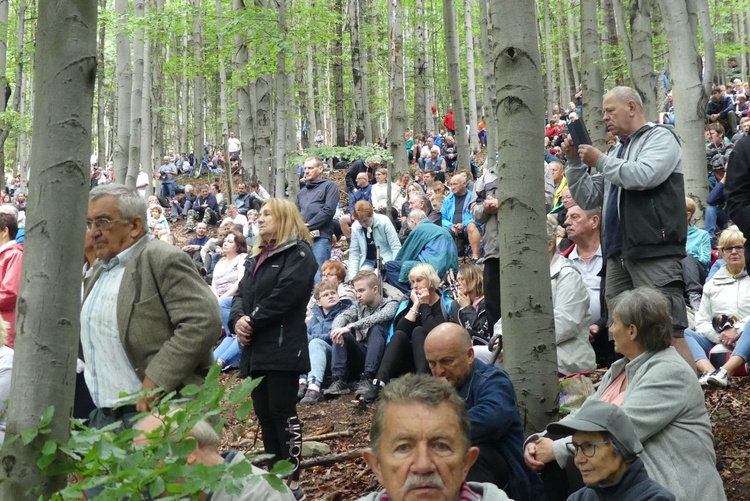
[82,185,220,429]
[158,155,178,199]
[443,104,456,136]
[227,131,241,159]
[297,157,340,283]
[561,86,692,367]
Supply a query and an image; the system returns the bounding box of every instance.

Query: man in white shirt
[227,131,241,158]
[223,204,249,236]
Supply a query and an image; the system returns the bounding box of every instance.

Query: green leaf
[149,476,166,497]
[269,459,294,478]
[235,399,254,421]
[40,406,55,427]
[42,439,58,456]
[21,428,38,445]
[180,384,201,396]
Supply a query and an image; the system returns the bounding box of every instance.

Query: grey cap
[546,400,643,461]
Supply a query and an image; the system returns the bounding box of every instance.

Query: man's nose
[410,443,436,474]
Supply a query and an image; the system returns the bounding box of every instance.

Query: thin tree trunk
[443,0,470,172]
[0,0,15,179]
[543,0,557,115]
[332,0,345,147]
[464,0,479,153]
[627,0,658,120]
[306,41,317,142]
[127,0,146,189]
[489,0,558,434]
[413,0,427,135]
[0,0,97,496]
[479,0,498,166]
[388,0,408,178]
[566,2,580,91]
[580,0,606,150]
[193,0,205,169]
[216,0,231,201]
[349,0,372,144]
[234,0,254,183]
[693,0,714,94]
[140,18,152,190]
[273,0,288,197]
[96,0,107,167]
[113,0,132,183]
[556,4,569,105]
[181,24,190,159]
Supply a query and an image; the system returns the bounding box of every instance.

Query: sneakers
[323,378,350,396]
[289,485,306,501]
[355,378,375,399]
[300,389,324,404]
[297,382,308,400]
[707,368,729,388]
[698,372,710,387]
[360,380,382,403]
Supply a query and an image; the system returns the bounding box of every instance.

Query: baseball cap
[546,400,643,461]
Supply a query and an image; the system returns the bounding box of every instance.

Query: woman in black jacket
[229,198,316,500]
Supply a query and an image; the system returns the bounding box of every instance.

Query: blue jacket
[686,225,711,270]
[296,178,340,239]
[568,457,675,501]
[307,299,352,343]
[706,94,735,120]
[348,184,373,214]
[441,189,475,230]
[458,360,545,501]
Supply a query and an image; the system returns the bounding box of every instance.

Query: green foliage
[6,366,290,500]
[287,145,393,167]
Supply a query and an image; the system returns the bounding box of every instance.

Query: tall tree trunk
[180,23,190,157]
[305,41,318,142]
[273,0,288,196]
[602,0,624,85]
[464,0,479,153]
[0,0,15,178]
[628,0,658,120]
[542,0,557,115]
[443,0,470,172]
[479,0,498,165]
[113,0,132,183]
[556,4,569,105]
[96,0,107,167]
[349,0,372,144]
[140,20,152,191]
[216,0,231,201]
[332,0,345,147]
[413,0,427,135]
[566,2,580,91]
[656,0,708,205]
[580,0,606,150]
[193,0,205,168]
[693,0,714,94]
[0,0,97,497]
[127,0,146,189]
[388,0,408,178]
[489,0,558,434]
[254,0,272,188]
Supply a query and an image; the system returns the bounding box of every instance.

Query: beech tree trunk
[113,0,131,183]
[413,0,427,135]
[332,0,345,147]
[580,0,606,150]
[479,0,498,165]
[464,0,479,153]
[629,0,658,120]
[127,0,146,189]
[388,0,407,177]
[566,2,580,91]
[273,0,288,196]
[349,0,372,144]
[0,0,97,497]
[489,0,558,434]
[96,0,107,167]
[542,0,558,115]
[443,0,470,172]
[192,0,205,169]
[233,0,254,183]
[140,22,152,190]
[180,22,189,157]
[216,0,231,201]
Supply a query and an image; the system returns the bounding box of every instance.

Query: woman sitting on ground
[347,201,401,281]
[685,227,750,388]
[524,287,725,501]
[148,205,170,235]
[453,263,495,365]
[212,231,248,369]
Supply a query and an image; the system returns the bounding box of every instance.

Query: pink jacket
[0,242,23,348]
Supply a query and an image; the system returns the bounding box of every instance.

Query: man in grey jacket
[561,86,692,367]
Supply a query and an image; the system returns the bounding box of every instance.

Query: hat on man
[546,400,643,462]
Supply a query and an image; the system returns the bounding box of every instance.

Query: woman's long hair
[251,198,312,257]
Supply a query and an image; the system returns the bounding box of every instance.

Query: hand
[589,324,600,342]
[235,315,254,345]
[483,197,498,214]
[720,327,739,347]
[136,376,159,413]
[410,287,420,305]
[330,326,350,346]
[524,440,547,473]
[578,144,603,167]
[415,286,431,305]
[711,113,720,122]
[561,137,578,158]
[456,291,471,308]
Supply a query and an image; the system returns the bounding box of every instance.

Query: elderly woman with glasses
[684,227,750,388]
[523,287,725,501]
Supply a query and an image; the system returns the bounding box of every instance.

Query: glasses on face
[722,245,744,254]
[321,273,337,279]
[86,217,127,231]
[566,440,611,458]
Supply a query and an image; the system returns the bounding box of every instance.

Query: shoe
[698,372,710,387]
[300,389,324,404]
[360,381,382,403]
[707,368,729,388]
[323,378,350,396]
[354,377,375,398]
[289,485,306,501]
[184,227,195,234]
[297,382,308,400]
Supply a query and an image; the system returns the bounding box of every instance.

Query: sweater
[332,296,399,342]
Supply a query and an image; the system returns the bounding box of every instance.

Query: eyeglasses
[86,217,128,231]
[321,273,337,279]
[566,440,611,458]
[722,245,744,254]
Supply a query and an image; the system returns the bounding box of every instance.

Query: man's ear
[130,216,145,237]
[362,448,384,484]
[463,446,480,476]
[184,436,201,466]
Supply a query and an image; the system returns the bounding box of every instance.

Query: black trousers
[466,443,510,491]
[251,371,302,482]
[483,257,502,349]
[376,327,430,383]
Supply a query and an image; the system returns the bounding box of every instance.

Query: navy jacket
[458,360,544,501]
[296,178,340,239]
[307,299,353,343]
[349,184,373,214]
[706,94,735,120]
[568,458,676,501]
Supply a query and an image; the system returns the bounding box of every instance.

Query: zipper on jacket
[650,198,667,242]
[278,324,284,347]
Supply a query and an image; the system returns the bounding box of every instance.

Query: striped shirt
[80,237,147,408]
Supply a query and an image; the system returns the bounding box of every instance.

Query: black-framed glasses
[86,217,128,231]
[721,245,744,254]
[566,440,611,458]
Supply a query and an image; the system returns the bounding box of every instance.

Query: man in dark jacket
[232,182,253,215]
[345,155,382,193]
[296,156,340,283]
[423,323,544,501]
[726,134,750,258]
[562,86,693,368]
[186,184,220,231]
[706,85,738,137]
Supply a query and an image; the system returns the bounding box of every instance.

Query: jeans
[214,335,241,367]
[685,324,750,363]
[219,296,233,335]
[306,338,332,385]
[704,204,728,239]
[384,260,410,294]
[161,182,175,198]
[311,237,332,283]
[331,323,388,379]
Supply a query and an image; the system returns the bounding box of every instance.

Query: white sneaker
[698,372,711,387]
[707,368,729,388]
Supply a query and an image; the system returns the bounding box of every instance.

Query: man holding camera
[159,156,178,199]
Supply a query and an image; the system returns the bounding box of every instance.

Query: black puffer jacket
[229,239,317,375]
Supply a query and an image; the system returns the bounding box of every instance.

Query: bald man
[424,324,543,501]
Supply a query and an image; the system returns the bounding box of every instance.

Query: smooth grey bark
[349,0,372,144]
[305,41,317,143]
[556,3,570,105]
[233,0,254,183]
[254,0,272,188]
[273,0,288,197]
[628,0,658,120]
[192,0,204,170]
[127,0,146,189]
[113,0,132,184]
[464,0,479,153]
[694,0,714,93]
[542,0,558,115]
[413,0,427,135]
[0,0,97,497]
[489,0,558,434]
[96,0,107,167]
[479,0,498,165]
[216,0,231,201]
[388,0,408,179]
[140,22,152,191]
[180,22,189,156]
[443,0,470,172]
[656,0,708,205]
[0,0,14,178]
[332,0,345,147]
[580,0,606,150]
[565,2,580,91]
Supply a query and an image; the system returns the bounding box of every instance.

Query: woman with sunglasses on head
[684,227,750,388]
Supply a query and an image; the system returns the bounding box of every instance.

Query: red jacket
[0,242,23,348]
[443,112,455,132]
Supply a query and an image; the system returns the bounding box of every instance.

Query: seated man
[546,400,675,501]
[134,413,296,500]
[298,281,353,404]
[223,205,248,236]
[345,155,381,193]
[186,185,220,231]
[705,123,733,169]
[385,209,459,294]
[359,373,513,501]
[442,134,459,173]
[706,158,730,244]
[424,324,544,500]
[706,85,738,136]
[409,193,441,225]
[169,183,197,221]
[340,172,373,239]
[441,173,482,260]
[424,146,446,183]
[181,222,210,269]
[232,182,253,215]
[247,180,270,211]
[324,271,399,399]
